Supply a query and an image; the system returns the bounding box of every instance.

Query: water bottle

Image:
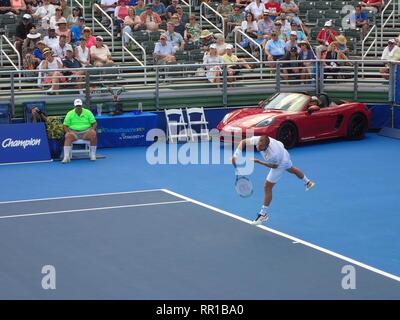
[138,102,143,113]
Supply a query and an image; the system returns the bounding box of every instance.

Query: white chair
[164,108,189,143]
[70,140,90,158]
[186,107,210,141]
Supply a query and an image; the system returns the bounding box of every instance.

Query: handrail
[199,2,225,37]
[92,4,114,52]
[1,35,21,70]
[362,24,377,59]
[122,30,147,84]
[381,0,395,47]
[70,0,85,17]
[180,0,192,16]
[234,28,262,63]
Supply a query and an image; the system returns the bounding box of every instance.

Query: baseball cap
[74,98,83,106]
[65,44,73,52]
[23,13,31,19]
[226,44,233,50]
[290,46,298,52]
[324,20,332,27]
[388,39,396,44]
[210,43,217,49]
[96,35,104,41]
[290,31,298,36]
[160,34,167,39]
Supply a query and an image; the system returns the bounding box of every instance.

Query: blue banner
[96,112,158,148]
[0,123,51,164]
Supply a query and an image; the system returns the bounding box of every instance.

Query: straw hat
[200,29,213,39]
[56,17,67,25]
[27,32,41,39]
[335,34,347,45]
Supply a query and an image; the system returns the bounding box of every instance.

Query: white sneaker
[61,157,70,164]
[90,154,96,161]
[251,213,269,225]
[305,181,315,191]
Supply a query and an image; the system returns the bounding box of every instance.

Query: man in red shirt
[315,20,337,58]
[361,0,383,14]
[264,0,281,20]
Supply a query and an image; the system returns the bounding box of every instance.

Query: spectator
[115,0,129,37]
[82,27,96,48]
[222,43,251,83]
[250,30,267,57]
[245,0,264,20]
[258,9,274,37]
[227,5,244,37]
[59,0,70,18]
[0,0,12,14]
[323,41,352,79]
[241,11,258,41]
[33,0,55,20]
[56,17,71,43]
[380,39,400,80]
[298,40,314,82]
[335,34,348,55]
[70,16,85,44]
[33,40,46,61]
[153,33,176,63]
[39,47,65,93]
[75,37,90,66]
[184,15,201,43]
[203,43,223,84]
[54,34,69,59]
[280,0,300,26]
[25,0,39,15]
[279,13,291,35]
[134,0,146,16]
[100,0,116,25]
[235,0,248,9]
[200,29,215,52]
[152,0,167,22]
[265,31,286,62]
[285,30,299,53]
[31,106,47,123]
[166,0,178,20]
[67,6,82,26]
[22,29,41,57]
[164,21,185,51]
[43,27,59,52]
[170,13,185,37]
[315,20,337,59]
[215,33,227,56]
[285,20,305,41]
[90,35,114,66]
[281,46,301,83]
[353,5,368,39]
[11,0,27,14]
[175,5,188,25]
[218,0,232,36]
[361,0,383,14]
[122,7,142,45]
[62,44,84,91]
[49,6,63,29]
[264,0,281,21]
[139,4,161,32]
[16,13,35,56]
[62,98,98,163]
[274,20,286,41]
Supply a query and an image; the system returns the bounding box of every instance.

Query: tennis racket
[233,164,253,198]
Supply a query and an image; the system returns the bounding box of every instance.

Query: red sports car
[217,92,372,148]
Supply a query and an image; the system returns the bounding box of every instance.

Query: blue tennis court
[0,189,399,299]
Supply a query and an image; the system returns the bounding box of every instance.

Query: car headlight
[256,117,275,128]
[222,113,233,124]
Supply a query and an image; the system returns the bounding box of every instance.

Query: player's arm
[252,158,279,169]
[231,138,251,166]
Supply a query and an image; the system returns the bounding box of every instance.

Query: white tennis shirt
[249,136,291,167]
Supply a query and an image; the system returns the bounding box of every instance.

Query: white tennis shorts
[266,160,293,184]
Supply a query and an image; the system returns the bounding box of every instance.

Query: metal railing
[199,2,225,37]
[92,4,114,52]
[234,28,263,63]
[381,0,396,47]
[0,35,21,70]
[0,59,392,115]
[362,24,378,61]
[180,0,192,16]
[70,0,85,17]
[122,30,147,84]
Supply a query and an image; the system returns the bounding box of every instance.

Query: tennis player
[232,135,315,225]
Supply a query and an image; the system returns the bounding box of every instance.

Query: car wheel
[347,113,367,140]
[277,122,298,149]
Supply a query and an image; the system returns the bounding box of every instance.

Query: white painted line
[161,189,400,282]
[0,200,188,220]
[0,160,53,166]
[0,189,165,205]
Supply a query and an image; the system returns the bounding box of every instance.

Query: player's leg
[287,166,315,191]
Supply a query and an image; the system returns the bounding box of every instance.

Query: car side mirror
[307,105,320,114]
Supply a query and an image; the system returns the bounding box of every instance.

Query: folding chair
[164,108,189,143]
[0,103,10,124]
[70,140,91,159]
[186,107,210,141]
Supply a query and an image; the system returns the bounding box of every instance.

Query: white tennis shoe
[252,213,269,225]
[305,181,315,191]
[61,156,70,164]
[90,154,96,161]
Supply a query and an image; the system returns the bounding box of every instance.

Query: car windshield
[264,93,308,112]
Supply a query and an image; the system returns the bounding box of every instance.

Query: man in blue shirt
[33,41,46,61]
[152,0,167,21]
[62,45,84,92]
[70,17,85,45]
[153,33,176,63]
[265,31,287,61]
[354,5,368,38]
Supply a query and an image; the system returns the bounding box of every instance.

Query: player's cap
[74,98,83,106]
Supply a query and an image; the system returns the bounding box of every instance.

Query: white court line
[161,188,400,282]
[0,160,53,166]
[0,189,164,205]
[0,200,188,220]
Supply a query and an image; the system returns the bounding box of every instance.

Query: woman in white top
[39,48,65,93]
[215,33,227,56]
[67,7,82,26]
[75,37,90,66]
[49,6,63,29]
[241,12,258,38]
[203,44,223,83]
